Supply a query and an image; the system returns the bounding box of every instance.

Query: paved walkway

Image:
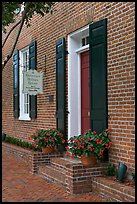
[2,149,110,202]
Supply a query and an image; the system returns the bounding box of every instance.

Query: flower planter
[81,154,96,166]
[42,146,55,154]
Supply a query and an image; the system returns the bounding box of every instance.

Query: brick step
[38,164,66,187]
[38,157,82,187]
[37,156,108,193]
[50,157,81,169]
[92,176,135,202]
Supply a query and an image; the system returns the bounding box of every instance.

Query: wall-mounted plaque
[23,70,43,95]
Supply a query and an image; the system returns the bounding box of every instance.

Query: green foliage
[66,128,112,159]
[4,136,40,151]
[2,2,22,32]
[30,128,66,149]
[2,2,55,33]
[106,163,116,176]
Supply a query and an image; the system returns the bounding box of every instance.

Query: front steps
[2,143,135,202]
[38,157,68,187]
[38,156,107,194]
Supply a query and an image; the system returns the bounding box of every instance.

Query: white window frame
[19,46,31,121]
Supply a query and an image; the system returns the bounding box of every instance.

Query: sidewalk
[2,148,110,202]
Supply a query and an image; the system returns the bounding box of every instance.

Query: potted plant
[29,128,66,153]
[65,127,112,166]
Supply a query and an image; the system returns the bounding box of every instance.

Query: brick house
[2,1,135,180]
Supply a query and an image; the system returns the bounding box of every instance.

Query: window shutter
[29,40,37,118]
[13,50,19,118]
[56,38,66,138]
[89,18,108,134]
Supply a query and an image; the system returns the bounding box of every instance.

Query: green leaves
[66,128,112,160]
[4,136,39,151]
[2,2,55,33]
[2,2,22,33]
[30,128,65,148]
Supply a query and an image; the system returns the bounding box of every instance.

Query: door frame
[68,25,89,139]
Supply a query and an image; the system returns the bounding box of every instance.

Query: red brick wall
[2,2,135,174]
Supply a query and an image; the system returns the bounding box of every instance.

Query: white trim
[19,46,31,121]
[68,25,89,139]
[78,53,81,134]
[69,25,89,38]
[76,44,89,54]
[19,116,31,121]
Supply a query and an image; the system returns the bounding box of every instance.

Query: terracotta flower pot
[42,146,55,154]
[81,154,96,166]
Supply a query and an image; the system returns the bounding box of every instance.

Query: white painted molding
[68,25,89,139]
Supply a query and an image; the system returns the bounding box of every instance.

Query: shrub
[4,136,39,151]
[106,163,116,176]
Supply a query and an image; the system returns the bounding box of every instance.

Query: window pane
[82,38,85,46]
[24,94,27,103]
[27,103,29,114]
[24,103,27,113]
[86,36,89,45]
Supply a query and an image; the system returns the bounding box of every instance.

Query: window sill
[19,116,31,121]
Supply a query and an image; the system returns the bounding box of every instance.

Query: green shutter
[13,50,19,118]
[56,38,66,138]
[89,18,108,134]
[29,40,37,118]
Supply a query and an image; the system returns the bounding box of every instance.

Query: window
[19,46,30,120]
[82,36,89,46]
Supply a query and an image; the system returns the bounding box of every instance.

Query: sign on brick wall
[22,70,43,95]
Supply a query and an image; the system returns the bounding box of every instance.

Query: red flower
[99,139,103,144]
[35,139,40,143]
[96,139,98,143]
[100,150,104,155]
[66,151,70,156]
[93,131,97,135]
[71,154,75,158]
[74,139,79,143]
[62,140,65,144]
[28,137,31,141]
[99,155,102,159]
[33,144,37,148]
[65,146,69,150]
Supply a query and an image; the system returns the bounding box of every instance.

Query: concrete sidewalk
[2,148,110,202]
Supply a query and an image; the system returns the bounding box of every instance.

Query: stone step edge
[50,157,81,167]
